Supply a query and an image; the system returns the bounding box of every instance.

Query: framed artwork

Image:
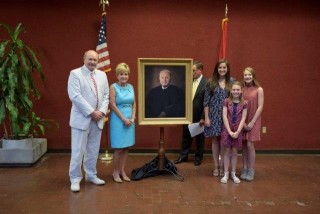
[138,58,193,125]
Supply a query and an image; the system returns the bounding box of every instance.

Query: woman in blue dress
[110,63,136,183]
[204,59,232,177]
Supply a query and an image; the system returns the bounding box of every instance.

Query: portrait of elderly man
[145,68,185,118]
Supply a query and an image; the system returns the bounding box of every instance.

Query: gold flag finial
[225,4,228,18]
[99,0,109,12]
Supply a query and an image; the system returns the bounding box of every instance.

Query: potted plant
[0,22,57,166]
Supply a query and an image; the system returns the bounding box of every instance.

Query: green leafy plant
[0,23,58,139]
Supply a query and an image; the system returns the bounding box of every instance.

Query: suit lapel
[194,77,206,99]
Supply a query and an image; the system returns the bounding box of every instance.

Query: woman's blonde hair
[115,62,130,75]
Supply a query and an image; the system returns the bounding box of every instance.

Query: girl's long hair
[207,59,231,93]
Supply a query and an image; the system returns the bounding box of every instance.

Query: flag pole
[99,0,109,13]
[98,0,113,161]
[219,4,229,59]
[225,4,228,18]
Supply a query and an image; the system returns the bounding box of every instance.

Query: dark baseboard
[0,163,37,168]
[47,149,320,155]
[253,150,320,155]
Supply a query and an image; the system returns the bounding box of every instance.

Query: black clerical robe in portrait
[145,85,185,118]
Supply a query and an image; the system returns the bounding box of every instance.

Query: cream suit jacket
[68,65,109,130]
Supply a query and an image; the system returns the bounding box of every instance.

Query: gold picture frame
[138,58,193,125]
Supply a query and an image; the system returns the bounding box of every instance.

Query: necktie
[90,72,99,109]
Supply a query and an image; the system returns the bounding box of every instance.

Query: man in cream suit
[68,50,109,192]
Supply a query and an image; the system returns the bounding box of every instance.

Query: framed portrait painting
[138,58,193,125]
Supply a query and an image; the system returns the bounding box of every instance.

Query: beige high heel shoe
[112,174,123,183]
[120,174,131,182]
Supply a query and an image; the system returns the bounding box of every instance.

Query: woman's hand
[123,118,134,127]
[246,121,254,131]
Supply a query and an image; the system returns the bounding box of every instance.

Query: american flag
[96,13,111,72]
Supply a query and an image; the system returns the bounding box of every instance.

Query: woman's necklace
[218,78,226,89]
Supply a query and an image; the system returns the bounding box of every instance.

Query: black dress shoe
[174,158,187,164]
[194,160,201,166]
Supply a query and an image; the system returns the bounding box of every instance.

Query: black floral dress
[204,85,229,137]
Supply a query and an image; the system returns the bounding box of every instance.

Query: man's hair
[193,61,203,71]
[83,50,98,60]
[159,69,171,77]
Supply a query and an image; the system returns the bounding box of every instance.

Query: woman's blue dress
[110,83,135,149]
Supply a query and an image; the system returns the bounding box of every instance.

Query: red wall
[1,0,319,150]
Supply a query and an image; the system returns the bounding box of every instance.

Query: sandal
[221,173,229,184]
[231,174,241,184]
[213,169,219,177]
